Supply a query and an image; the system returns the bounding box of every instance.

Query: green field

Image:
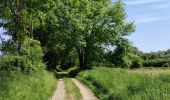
[77,67,170,100]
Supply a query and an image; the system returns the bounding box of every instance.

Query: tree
[54,0,135,70]
[0,36,17,56]
[109,38,142,68]
[0,0,55,53]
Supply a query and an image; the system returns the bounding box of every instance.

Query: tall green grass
[77,67,170,100]
[0,70,56,100]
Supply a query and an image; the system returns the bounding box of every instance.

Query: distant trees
[142,50,170,67]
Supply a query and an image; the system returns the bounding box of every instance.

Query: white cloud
[133,14,170,24]
[125,0,167,5]
[152,3,170,9]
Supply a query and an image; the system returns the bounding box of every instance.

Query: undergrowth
[0,70,56,100]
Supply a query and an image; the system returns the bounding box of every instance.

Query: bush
[162,63,170,67]
[0,55,33,73]
[20,37,44,62]
[68,66,80,77]
[0,38,46,73]
[130,59,142,69]
[0,38,57,99]
[0,54,45,73]
[143,59,170,67]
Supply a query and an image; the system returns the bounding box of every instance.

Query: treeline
[142,50,170,67]
[1,0,168,73]
[0,0,137,70]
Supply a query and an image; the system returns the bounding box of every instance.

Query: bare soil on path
[71,78,98,100]
[51,79,66,100]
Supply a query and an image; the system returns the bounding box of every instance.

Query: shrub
[130,59,142,69]
[0,55,34,73]
[0,54,45,73]
[20,37,44,62]
[68,66,80,77]
[0,38,45,73]
[143,59,170,67]
[0,37,57,99]
[162,63,169,67]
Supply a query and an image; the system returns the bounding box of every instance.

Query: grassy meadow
[0,71,56,100]
[77,67,170,100]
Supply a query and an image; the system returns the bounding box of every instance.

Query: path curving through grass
[71,78,98,100]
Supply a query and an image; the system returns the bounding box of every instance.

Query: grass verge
[0,70,56,100]
[77,67,170,100]
[63,78,82,100]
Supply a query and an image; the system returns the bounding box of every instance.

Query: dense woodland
[0,0,170,100]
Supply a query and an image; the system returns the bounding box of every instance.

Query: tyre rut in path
[71,78,98,100]
[51,79,66,100]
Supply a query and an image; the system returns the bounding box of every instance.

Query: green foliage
[142,50,170,60]
[0,37,56,99]
[162,63,170,67]
[0,0,54,39]
[0,55,32,73]
[77,67,170,100]
[0,70,56,100]
[1,0,135,70]
[143,59,170,67]
[0,38,45,72]
[112,39,134,67]
[0,37,17,56]
[33,0,135,70]
[68,66,80,77]
[130,59,142,69]
[20,37,44,63]
[108,41,142,68]
[142,49,170,67]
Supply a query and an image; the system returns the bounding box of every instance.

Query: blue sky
[123,0,170,52]
[1,0,170,53]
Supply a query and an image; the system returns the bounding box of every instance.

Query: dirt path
[51,79,66,100]
[71,78,98,100]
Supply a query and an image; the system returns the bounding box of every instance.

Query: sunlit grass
[0,71,56,100]
[77,67,170,100]
[130,67,170,75]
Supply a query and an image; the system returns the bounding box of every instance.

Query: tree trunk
[77,48,91,70]
[29,21,34,39]
[77,48,85,70]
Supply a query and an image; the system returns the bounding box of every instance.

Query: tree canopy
[0,0,137,70]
